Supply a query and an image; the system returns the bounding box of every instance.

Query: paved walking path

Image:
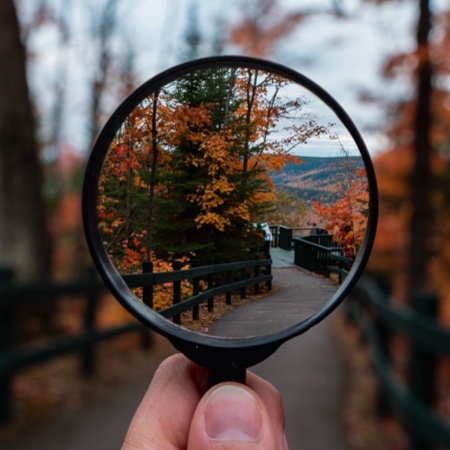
[271,246,297,268]
[254,319,350,449]
[208,248,338,338]
[209,267,337,337]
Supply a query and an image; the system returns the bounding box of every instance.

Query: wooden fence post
[265,247,272,291]
[81,268,98,376]
[191,259,200,320]
[240,268,247,299]
[407,290,438,450]
[141,261,154,347]
[142,261,154,309]
[0,268,14,424]
[337,257,343,284]
[140,328,153,351]
[172,261,181,325]
[254,265,260,295]
[373,276,393,418]
[207,258,214,313]
[226,267,232,305]
[137,261,153,350]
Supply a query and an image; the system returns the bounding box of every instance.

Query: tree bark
[0,0,51,280]
[407,0,433,298]
[146,91,160,261]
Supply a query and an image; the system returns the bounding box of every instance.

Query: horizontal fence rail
[122,258,273,325]
[0,269,150,425]
[348,277,450,449]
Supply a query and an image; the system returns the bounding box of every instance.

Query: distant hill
[271,156,365,204]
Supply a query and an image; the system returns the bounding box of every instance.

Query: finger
[246,371,288,447]
[122,353,209,450]
[187,380,288,450]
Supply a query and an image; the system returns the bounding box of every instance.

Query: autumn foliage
[97,66,333,284]
[366,7,450,313]
[312,162,369,257]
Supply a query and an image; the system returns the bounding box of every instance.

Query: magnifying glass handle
[208,368,246,387]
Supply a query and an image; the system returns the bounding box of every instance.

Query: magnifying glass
[82,56,378,385]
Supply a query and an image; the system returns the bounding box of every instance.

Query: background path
[271,246,297,268]
[208,246,338,338]
[208,267,337,337]
[254,318,350,449]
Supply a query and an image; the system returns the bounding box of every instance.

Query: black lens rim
[82,55,378,370]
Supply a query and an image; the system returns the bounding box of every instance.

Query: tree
[182,4,202,60]
[0,0,51,280]
[153,68,327,262]
[312,148,369,256]
[228,0,307,57]
[88,0,120,149]
[406,0,433,299]
[365,0,450,300]
[98,66,332,270]
[150,67,263,263]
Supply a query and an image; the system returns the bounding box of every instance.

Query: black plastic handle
[208,368,246,387]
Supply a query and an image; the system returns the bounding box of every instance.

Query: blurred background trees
[2,0,449,305]
[0,0,51,280]
[366,0,450,312]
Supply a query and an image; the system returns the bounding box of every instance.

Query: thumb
[187,382,287,449]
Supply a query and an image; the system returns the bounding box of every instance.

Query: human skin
[122,353,289,450]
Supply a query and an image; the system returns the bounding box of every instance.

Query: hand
[122,353,288,449]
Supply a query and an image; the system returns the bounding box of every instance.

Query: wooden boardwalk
[207,248,338,338]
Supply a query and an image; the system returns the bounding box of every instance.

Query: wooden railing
[123,258,273,325]
[293,236,347,279]
[0,255,272,425]
[277,226,326,250]
[347,277,450,448]
[268,225,352,284]
[327,254,353,284]
[0,268,150,424]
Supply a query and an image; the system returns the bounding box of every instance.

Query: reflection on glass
[97,66,369,338]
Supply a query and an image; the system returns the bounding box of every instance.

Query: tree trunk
[88,0,118,150]
[146,91,160,261]
[407,0,433,298]
[0,0,51,280]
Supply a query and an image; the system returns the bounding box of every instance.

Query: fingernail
[204,385,263,442]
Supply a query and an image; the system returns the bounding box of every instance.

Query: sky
[116,0,416,154]
[18,0,449,159]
